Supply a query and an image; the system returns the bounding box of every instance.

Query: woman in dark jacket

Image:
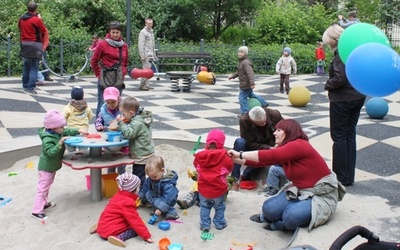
[322,24,366,186]
[91,21,129,116]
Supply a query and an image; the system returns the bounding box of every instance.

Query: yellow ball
[288,86,310,107]
[197,71,216,85]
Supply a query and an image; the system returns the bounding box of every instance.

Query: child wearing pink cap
[95,86,126,174]
[194,129,234,232]
[89,173,153,247]
[32,110,88,221]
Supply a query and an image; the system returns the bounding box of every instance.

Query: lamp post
[126,0,131,46]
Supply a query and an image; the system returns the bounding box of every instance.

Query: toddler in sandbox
[89,172,153,248]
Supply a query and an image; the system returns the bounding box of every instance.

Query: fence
[1,29,399,78]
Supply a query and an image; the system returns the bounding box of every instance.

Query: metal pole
[7,35,11,77]
[200,39,204,52]
[126,0,131,46]
[60,40,64,76]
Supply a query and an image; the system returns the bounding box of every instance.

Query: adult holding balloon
[322,24,366,186]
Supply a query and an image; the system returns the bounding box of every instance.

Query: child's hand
[78,129,89,135]
[95,125,104,131]
[251,84,255,89]
[59,136,69,145]
[116,114,124,123]
[146,238,154,243]
[154,209,162,216]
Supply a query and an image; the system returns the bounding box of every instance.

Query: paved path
[0,74,399,210]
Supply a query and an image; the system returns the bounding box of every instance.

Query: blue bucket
[107,131,121,142]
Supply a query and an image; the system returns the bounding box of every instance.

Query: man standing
[338,11,360,29]
[231,106,283,191]
[138,18,156,91]
[18,1,48,94]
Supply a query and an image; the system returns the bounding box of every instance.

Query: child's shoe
[165,212,179,220]
[216,223,227,230]
[177,200,189,209]
[89,223,98,234]
[31,213,47,221]
[108,236,126,248]
[44,201,56,209]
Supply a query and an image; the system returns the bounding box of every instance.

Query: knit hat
[43,109,67,129]
[103,86,120,101]
[238,46,249,55]
[116,172,141,192]
[71,86,84,100]
[283,47,292,55]
[206,129,226,149]
[249,106,266,122]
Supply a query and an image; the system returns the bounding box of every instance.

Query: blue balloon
[346,43,400,97]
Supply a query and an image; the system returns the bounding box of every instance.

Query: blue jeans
[22,57,40,90]
[329,98,365,185]
[238,88,268,114]
[231,138,264,181]
[199,193,226,230]
[266,165,286,188]
[107,166,126,175]
[96,81,124,117]
[261,191,312,231]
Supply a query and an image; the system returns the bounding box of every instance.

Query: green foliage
[255,1,335,45]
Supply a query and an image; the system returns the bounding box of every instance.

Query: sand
[0,144,398,250]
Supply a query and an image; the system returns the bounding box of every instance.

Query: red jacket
[246,139,331,189]
[97,190,151,241]
[315,47,325,60]
[194,149,233,198]
[90,34,129,78]
[18,11,48,49]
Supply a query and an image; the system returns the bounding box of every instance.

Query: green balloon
[248,98,262,110]
[338,23,391,64]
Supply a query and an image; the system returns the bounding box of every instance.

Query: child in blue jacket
[139,155,179,221]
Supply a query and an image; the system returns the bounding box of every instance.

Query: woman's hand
[227,150,239,158]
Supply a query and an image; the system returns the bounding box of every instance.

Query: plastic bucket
[107,131,121,142]
[85,175,91,190]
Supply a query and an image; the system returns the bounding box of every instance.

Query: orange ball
[197,71,216,85]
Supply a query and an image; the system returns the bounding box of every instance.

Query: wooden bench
[155,51,212,92]
[156,52,212,72]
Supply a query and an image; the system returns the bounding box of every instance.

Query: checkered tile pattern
[0,74,399,206]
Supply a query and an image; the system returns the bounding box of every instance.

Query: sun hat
[71,86,84,100]
[103,86,120,101]
[43,110,67,129]
[116,172,141,192]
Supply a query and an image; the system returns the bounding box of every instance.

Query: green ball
[248,98,262,110]
[338,23,390,64]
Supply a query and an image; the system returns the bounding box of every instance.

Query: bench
[156,52,212,72]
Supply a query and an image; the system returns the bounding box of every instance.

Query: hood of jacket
[38,127,61,141]
[194,149,229,169]
[20,12,37,20]
[132,109,153,127]
[70,99,88,111]
[160,169,178,185]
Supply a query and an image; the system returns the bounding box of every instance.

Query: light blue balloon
[346,43,400,97]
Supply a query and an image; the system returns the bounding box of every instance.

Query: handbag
[99,47,124,88]
[20,41,43,59]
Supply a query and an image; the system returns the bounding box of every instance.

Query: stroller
[286,226,399,250]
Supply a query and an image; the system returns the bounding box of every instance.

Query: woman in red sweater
[91,21,129,117]
[228,119,346,231]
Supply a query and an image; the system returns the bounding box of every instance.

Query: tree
[197,0,262,41]
[255,1,335,45]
